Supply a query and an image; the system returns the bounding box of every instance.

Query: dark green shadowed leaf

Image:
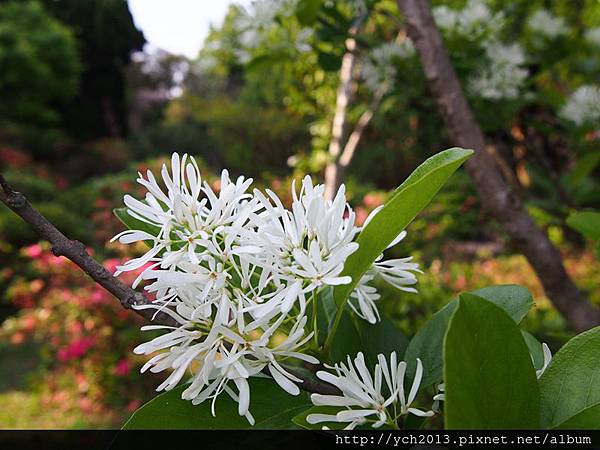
[357,317,409,369]
[566,211,600,241]
[329,311,362,363]
[539,326,600,429]
[444,294,539,429]
[123,378,311,429]
[404,301,457,387]
[296,0,323,25]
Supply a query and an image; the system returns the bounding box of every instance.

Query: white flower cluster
[361,40,415,94]
[307,352,433,429]
[559,85,600,126]
[468,41,528,100]
[113,153,420,423]
[433,0,504,37]
[527,10,569,39]
[234,0,311,61]
[585,27,600,47]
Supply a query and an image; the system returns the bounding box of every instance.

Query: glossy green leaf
[333,148,473,310]
[444,294,539,429]
[123,378,311,429]
[404,285,533,386]
[471,284,533,323]
[539,326,600,429]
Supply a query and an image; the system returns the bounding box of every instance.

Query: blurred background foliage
[0,0,598,427]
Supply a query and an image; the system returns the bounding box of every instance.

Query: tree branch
[324,13,367,200]
[0,174,178,327]
[0,173,341,394]
[337,90,385,176]
[396,0,600,331]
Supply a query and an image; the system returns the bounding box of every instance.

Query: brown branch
[324,13,367,200]
[0,173,341,394]
[397,0,600,331]
[0,174,178,327]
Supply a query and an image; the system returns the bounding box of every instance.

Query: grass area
[0,341,40,392]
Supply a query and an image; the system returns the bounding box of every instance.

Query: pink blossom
[114,359,131,377]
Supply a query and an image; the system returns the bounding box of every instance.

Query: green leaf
[554,404,600,429]
[123,378,311,429]
[333,148,472,310]
[444,294,539,429]
[404,301,457,387]
[565,152,600,185]
[325,148,472,351]
[471,284,533,323]
[404,285,534,386]
[329,311,362,363]
[114,207,161,236]
[521,330,545,372]
[296,0,323,25]
[357,317,409,369]
[539,326,600,429]
[566,211,600,241]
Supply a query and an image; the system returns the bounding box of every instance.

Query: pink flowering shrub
[0,243,160,426]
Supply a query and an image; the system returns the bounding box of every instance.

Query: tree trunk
[396,0,600,331]
[324,35,359,200]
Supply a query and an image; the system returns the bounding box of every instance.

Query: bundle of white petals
[307,352,434,429]
[112,153,420,424]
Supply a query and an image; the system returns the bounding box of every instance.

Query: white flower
[468,41,528,100]
[433,0,504,37]
[527,10,568,39]
[432,382,445,412]
[114,153,321,424]
[307,353,433,429]
[349,273,381,324]
[535,343,552,379]
[245,176,359,308]
[114,152,423,423]
[361,40,414,94]
[585,27,600,47]
[559,85,600,126]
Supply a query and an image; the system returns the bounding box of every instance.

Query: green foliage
[123,378,311,429]
[0,0,80,128]
[404,285,534,386]
[444,294,540,429]
[539,326,600,429]
[327,148,473,348]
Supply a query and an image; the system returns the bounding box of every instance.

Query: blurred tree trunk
[324,13,383,200]
[396,0,600,331]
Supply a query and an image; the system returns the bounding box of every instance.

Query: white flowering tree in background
[1,0,599,432]
[185,0,600,331]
